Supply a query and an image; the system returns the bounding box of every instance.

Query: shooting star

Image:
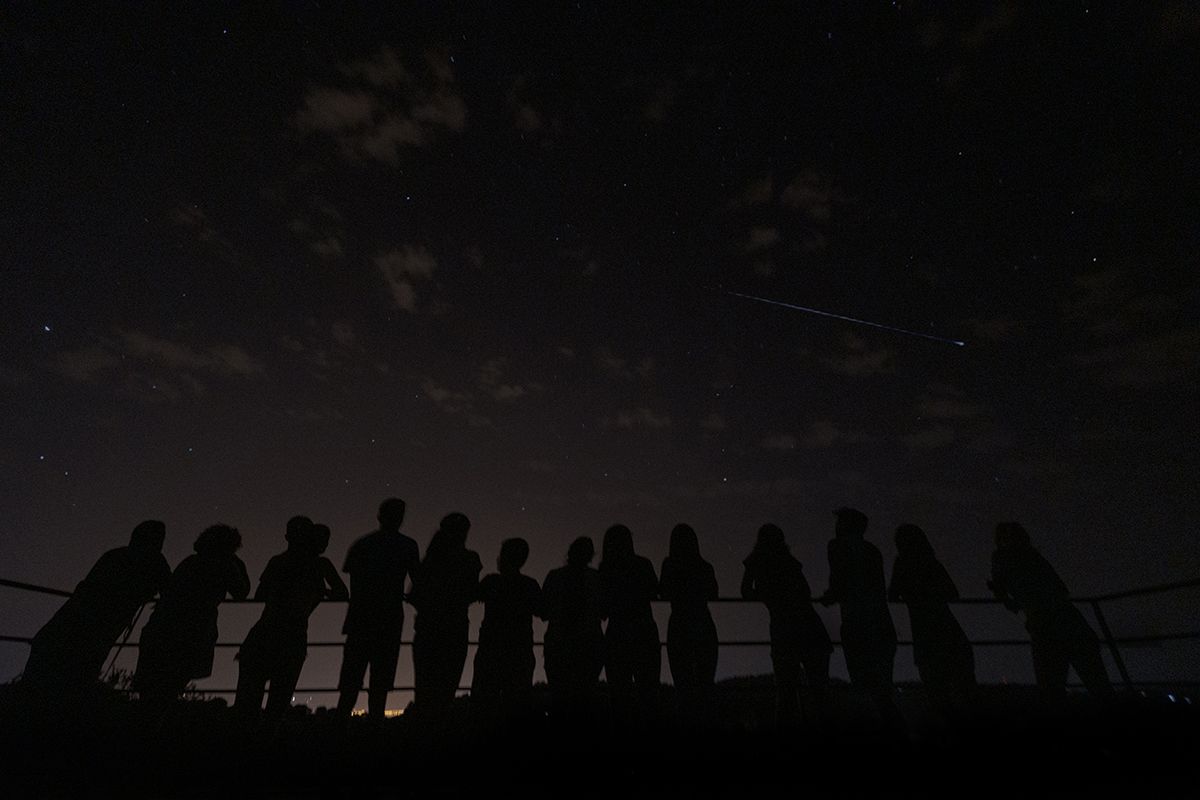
[723,290,966,347]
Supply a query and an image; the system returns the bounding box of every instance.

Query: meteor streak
[724,290,966,347]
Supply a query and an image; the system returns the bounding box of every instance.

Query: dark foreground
[1,682,1197,798]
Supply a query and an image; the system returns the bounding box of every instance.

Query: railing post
[1090,600,1134,692]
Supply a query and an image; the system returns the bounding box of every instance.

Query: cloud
[803,419,843,448]
[53,331,264,399]
[477,357,538,402]
[119,331,262,376]
[821,332,896,377]
[964,316,1028,342]
[900,426,957,449]
[330,322,356,347]
[420,377,489,426]
[729,175,773,209]
[299,48,465,165]
[375,245,437,311]
[53,345,121,382]
[594,347,654,380]
[917,396,987,420]
[641,77,676,123]
[514,104,544,133]
[1074,328,1200,386]
[760,433,798,450]
[171,205,238,263]
[780,171,834,222]
[603,407,672,430]
[760,420,867,450]
[1066,267,1200,386]
[309,236,345,260]
[745,227,781,252]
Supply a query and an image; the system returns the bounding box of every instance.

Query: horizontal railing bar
[5,631,1199,650]
[108,681,1200,695]
[0,578,72,598]
[5,575,1198,606]
[1075,577,1200,603]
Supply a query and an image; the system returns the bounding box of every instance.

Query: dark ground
[1,680,1197,798]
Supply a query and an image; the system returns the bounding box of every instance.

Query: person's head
[285,515,314,547]
[194,524,242,556]
[311,523,332,556]
[498,537,530,575]
[753,523,787,557]
[895,524,933,558]
[130,520,166,552]
[669,523,700,561]
[994,521,1030,551]
[834,507,869,538]
[602,524,634,565]
[378,498,407,532]
[439,512,471,545]
[567,536,594,567]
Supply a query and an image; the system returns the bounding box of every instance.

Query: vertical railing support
[1090,600,1134,692]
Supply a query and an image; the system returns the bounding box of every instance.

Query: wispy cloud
[821,332,896,377]
[375,245,437,311]
[53,330,264,400]
[298,47,466,165]
[477,357,540,402]
[603,407,672,430]
[594,346,655,380]
[900,426,957,449]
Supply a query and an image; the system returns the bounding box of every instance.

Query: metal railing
[4,575,1199,695]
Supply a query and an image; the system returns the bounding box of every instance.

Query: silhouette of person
[988,521,1112,697]
[410,512,481,726]
[335,498,420,722]
[599,524,661,725]
[888,524,975,707]
[23,520,171,694]
[658,523,718,722]
[741,523,832,725]
[133,524,250,705]
[820,508,900,726]
[236,516,348,718]
[541,536,604,723]
[471,537,542,724]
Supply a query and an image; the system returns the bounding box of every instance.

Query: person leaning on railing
[988,522,1112,697]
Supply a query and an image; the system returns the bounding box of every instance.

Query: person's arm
[935,562,959,602]
[322,558,349,601]
[228,557,251,601]
[538,573,556,621]
[740,560,758,601]
[530,579,544,620]
[658,560,674,602]
[818,542,840,606]
[887,558,903,603]
[987,553,1019,612]
[642,559,659,604]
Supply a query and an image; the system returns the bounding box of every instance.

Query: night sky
[3,3,1198,699]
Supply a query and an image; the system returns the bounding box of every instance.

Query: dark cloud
[603,407,672,430]
[820,333,896,377]
[375,245,437,311]
[298,47,466,164]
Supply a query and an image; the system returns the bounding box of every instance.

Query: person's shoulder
[348,529,380,552]
[521,574,541,591]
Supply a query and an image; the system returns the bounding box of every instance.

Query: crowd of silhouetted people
[20,498,1114,730]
